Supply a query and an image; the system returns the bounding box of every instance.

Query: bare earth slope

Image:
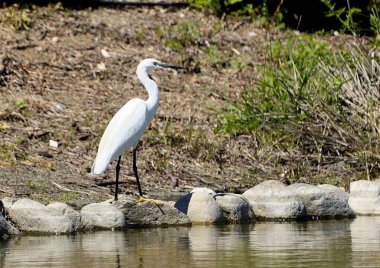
[0,5,356,207]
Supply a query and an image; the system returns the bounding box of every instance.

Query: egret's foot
[135,196,159,204]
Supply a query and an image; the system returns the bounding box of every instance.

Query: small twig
[11,43,38,50]
[272,0,284,22]
[52,181,91,196]
[0,188,13,195]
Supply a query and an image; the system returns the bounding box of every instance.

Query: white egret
[92,58,184,201]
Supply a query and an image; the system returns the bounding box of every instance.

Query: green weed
[164,22,200,51]
[321,0,362,34]
[0,143,16,165]
[216,33,380,180]
[28,180,48,191]
[135,28,147,43]
[216,35,335,137]
[58,192,78,203]
[370,7,380,45]
[204,45,227,68]
[1,4,33,31]
[189,0,254,16]
[15,99,26,111]
[0,123,9,133]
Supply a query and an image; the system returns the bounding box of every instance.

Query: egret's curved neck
[138,71,159,114]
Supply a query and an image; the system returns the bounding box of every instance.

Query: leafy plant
[15,99,26,111]
[370,7,380,40]
[216,35,335,137]
[0,143,16,165]
[320,0,362,34]
[164,23,200,52]
[1,4,33,31]
[58,192,78,203]
[189,0,254,16]
[204,45,227,68]
[216,33,380,180]
[164,22,201,63]
[0,123,9,133]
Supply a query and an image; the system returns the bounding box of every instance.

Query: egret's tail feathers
[92,154,112,175]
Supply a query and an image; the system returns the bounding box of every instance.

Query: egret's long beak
[157,62,185,70]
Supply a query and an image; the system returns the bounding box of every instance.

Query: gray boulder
[116,198,190,226]
[191,188,216,195]
[174,192,225,223]
[242,180,307,219]
[349,180,380,215]
[1,197,17,210]
[214,194,254,223]
[288,183,355,218]
[7,198,81,234]
[81,202,126,230]
[1,214,20,238]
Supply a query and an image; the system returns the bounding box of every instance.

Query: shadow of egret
[174,193,193,215]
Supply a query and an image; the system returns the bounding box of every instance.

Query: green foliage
[370,7,380,40]
[164,23,200,53]
[0,3,65,31]
[0,123,9,133]
[216,33,380,172]
[135,28,147,43]
[204,45,227,68]
[189,0,254,16]
[216,35,336,138]
[0,143,16,165]
[1,4,33,30]
[58,192,78,203]
[28,180,48,191]
[320,0,363,34]
[15,99,26,111]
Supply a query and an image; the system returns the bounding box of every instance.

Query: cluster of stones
[1,179,380,237]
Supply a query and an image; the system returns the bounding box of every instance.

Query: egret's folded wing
[92,99,148,174]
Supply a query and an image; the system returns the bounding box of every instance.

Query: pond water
[1,216,380,268]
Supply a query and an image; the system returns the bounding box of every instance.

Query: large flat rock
[349,180,380,215]
[116,198,191,226]
[214,194,254,223]
[81,202,126,230]
[243,180,307,220]
[288,183,354,218]
[7,198,82,234]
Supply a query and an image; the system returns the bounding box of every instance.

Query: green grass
[216,33,380,181]
[216,35,336,137]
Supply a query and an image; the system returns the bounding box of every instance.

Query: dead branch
[52,181,91,196]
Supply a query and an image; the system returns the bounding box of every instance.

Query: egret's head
[136,58,184,75]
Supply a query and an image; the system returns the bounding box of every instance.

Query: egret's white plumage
[92,98,149,174]
[92,58,183,200]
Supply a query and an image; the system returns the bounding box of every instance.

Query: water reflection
[350,216,380,268]
[1,217,380,268]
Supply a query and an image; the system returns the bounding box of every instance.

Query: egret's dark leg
[132,147,143,196]
[115,155,121,201]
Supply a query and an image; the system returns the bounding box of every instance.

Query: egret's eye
[153,61,158,66]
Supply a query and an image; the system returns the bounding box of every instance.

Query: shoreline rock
[3,180,380,237]
[348,180,380,215]
[7,198,82,234]
[289,183,355,219]
[214,193,254,223]
[81,202,126,230]
[243,180,307,220]
[116,198,191,226]
[174,191,225,224]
